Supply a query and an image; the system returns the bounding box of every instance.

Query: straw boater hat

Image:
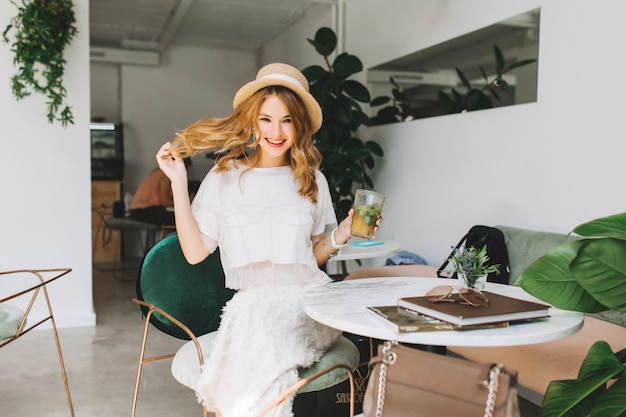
[233,63,323,134]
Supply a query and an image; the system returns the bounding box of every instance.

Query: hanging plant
[3,0,78,126]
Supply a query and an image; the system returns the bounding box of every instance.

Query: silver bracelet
[330,227,349,250]
[323,238,337,258]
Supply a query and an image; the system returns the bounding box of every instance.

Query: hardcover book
[397,291,550,326]
[366,305,509,333]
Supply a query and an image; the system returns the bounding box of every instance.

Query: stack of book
[368,291,550,333]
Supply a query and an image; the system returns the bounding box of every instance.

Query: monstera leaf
[540,342,626,417]
[516,212,626,417]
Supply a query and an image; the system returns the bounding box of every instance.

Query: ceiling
[89,0,327,64]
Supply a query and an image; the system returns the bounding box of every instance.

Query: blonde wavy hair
[171,86,323,202]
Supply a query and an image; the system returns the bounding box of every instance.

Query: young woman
[156,63,381,417]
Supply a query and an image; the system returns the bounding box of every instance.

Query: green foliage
[438,45,537,114]
[3,0,78,126]
[540,342,626,417]
[370,76,412,125]
[303,27,384,217]
[517,212,626,417]
[450,245,500,287]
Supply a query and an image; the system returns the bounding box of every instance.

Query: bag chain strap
[375,341,503,417]
[374,340,398,417]
[484,363,503,417]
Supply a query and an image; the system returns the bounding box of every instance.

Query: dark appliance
[91,122,124,180]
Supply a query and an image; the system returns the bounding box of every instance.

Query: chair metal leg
[131,304,203,417]
[41,274,75,417]
[49,314,75,416]
[130,309,151,417]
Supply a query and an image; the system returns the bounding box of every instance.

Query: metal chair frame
[257,363,356,417]
[0,268,74,417]
[130,297,209,417]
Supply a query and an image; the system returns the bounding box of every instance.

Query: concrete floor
[1,261,541,417]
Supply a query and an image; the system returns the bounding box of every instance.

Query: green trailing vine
[3,0,78,126]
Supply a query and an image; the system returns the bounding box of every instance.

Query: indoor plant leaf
[335,95,353,124]
[343,79,371,103]
[495,77,514,95]
[4,0,78,126]
[466,89,493,110]
[302,65,328,83]
[573,212,626,240]
[352,109,372,126]
[332,53,363,79]
[540,341,624,417]
[570,238,626,311]
[370,95,390,106]
[505,58,538,72]
[437,91,457,114]
[517,240,607,312]
[589,375,626,417]
[455,67,472,90]
[365,141,384,157]
[306,26,336,57]
[494,45,506,73]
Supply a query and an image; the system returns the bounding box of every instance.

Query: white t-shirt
[191,162,337,289]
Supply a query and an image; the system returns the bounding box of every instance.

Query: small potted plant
[450,245,500,289]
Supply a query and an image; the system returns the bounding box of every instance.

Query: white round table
[303,277,584,347]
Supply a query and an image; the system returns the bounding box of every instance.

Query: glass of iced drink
[350,189,385,239]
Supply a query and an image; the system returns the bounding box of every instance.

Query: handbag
[363,341,520,417]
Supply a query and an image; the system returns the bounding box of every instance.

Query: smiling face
[255,93,295,167]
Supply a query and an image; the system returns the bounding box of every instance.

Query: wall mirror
[367,8,540,124]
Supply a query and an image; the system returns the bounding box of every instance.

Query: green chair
[131,234,359,417]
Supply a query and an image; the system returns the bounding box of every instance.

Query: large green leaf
[352,109,372,127]
[589,376,626,417]
[332,53,363,79]
[541,341,625,417]
[302,65,328,83]
[335,95,353,124]
[306,27,336,57]
[343,79,370,103]
[573,212,626,240]
[517,240,606,312]
[370,95,390,106]
[365,140,384,157]
[570,238,626,311]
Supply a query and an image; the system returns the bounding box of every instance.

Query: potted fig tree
[303,27,383,217]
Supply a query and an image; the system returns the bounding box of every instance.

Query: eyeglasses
[425,285,490,308]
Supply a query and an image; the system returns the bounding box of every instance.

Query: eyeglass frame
[425,285,490,308]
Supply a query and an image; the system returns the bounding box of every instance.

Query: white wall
[91,63,121,122]
[264,0,626,267]
[1,0,94,327]
[260,2,334,67]
[115,46,257,195]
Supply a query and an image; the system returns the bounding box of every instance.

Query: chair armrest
[256,363,355,417]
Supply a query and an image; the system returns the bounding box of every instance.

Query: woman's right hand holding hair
[156,142,212,264]
[156,142,188,186]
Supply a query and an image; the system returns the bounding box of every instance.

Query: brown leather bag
[363,341,520,417]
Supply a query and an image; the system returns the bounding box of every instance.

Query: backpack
[437,225,511,285]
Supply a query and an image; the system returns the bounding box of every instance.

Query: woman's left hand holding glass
[335,209,384,244]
